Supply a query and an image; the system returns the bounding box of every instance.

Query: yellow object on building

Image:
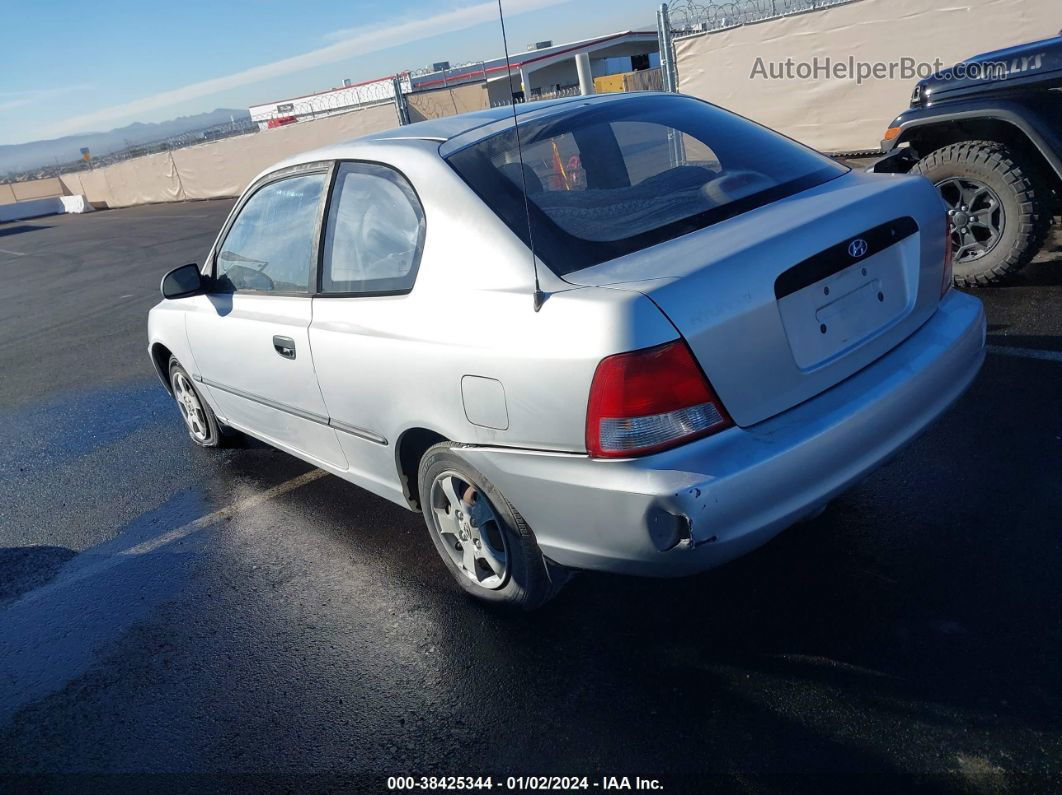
[593,74,626,94]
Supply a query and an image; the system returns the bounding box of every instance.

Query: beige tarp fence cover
[60,169,111,206]
[105,151,185,207]
[0,177,68,204]
[675,0,1060,153]
[54,103,398,208]
[407,83,490,123]
[623,67,663,92]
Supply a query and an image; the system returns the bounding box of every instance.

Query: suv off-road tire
[914,140,1052,287]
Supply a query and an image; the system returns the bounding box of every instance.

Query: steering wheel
[702,169,775,205]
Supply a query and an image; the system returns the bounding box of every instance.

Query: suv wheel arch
[898,116,1062,198]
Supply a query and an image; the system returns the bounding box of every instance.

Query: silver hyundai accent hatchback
[149,93,986,609]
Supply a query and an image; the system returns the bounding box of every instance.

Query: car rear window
[446,94,848,276]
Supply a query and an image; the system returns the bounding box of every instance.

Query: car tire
[913,140,1052,287]
[417,442,571,610]
[168,357,232,448]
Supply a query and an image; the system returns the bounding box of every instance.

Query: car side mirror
[161,263,204,299]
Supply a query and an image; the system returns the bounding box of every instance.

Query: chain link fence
[667,0,856,38]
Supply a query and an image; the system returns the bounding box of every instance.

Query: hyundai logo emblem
[848,238,869,258]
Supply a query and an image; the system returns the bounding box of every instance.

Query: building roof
[409,30,658,91]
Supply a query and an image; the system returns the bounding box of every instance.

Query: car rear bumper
[461,290,986,576]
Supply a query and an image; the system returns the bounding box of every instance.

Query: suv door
[185,164,347,469]
[309,162,426,497]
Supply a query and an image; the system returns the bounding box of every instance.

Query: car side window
[215,173,326,294]
[320,163,425,295]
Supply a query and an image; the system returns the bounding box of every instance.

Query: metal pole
[656,4,671,93]
[656,4,684,165]
[575,52,595,95]
[656,3,678,93]
[392,75,410,126]
[519,67,531,100]
[666,6,679,92]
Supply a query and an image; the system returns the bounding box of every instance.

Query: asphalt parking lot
[1,199,1060,790]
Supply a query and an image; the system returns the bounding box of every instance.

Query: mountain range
[0,108,252,176]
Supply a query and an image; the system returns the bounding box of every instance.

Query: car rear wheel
[168,357,229,448]
[914,140,1052,287]
[417,442,570,610]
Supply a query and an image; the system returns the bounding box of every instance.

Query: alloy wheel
[428,471,509,590]
[936,177,1005,264]
[172,371,210,442]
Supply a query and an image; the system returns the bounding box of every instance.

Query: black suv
[875,36,1061,285]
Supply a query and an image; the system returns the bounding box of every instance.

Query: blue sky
[0,0,656,145]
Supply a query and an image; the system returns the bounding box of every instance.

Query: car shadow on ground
[0,223,52,238]
[1021,226,1062,286]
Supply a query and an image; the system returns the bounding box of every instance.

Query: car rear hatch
[564,171,949,427]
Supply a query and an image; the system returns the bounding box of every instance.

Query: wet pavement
[0,200,1060,790]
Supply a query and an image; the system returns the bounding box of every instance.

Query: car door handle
[272,335,296,359]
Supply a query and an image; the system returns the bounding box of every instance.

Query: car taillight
[585,339,733,459]
[941,211,954,297]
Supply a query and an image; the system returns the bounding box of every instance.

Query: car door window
[216,173,326,293]
[320,163,425,295]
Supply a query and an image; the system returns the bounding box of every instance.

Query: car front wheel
[914,140,1052,287]
[168,357,227,448]
[417,442,570,610]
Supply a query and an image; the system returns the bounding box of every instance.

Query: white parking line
[121,468,328,556]
[987,345,1062,363]
[0,247,26,257]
